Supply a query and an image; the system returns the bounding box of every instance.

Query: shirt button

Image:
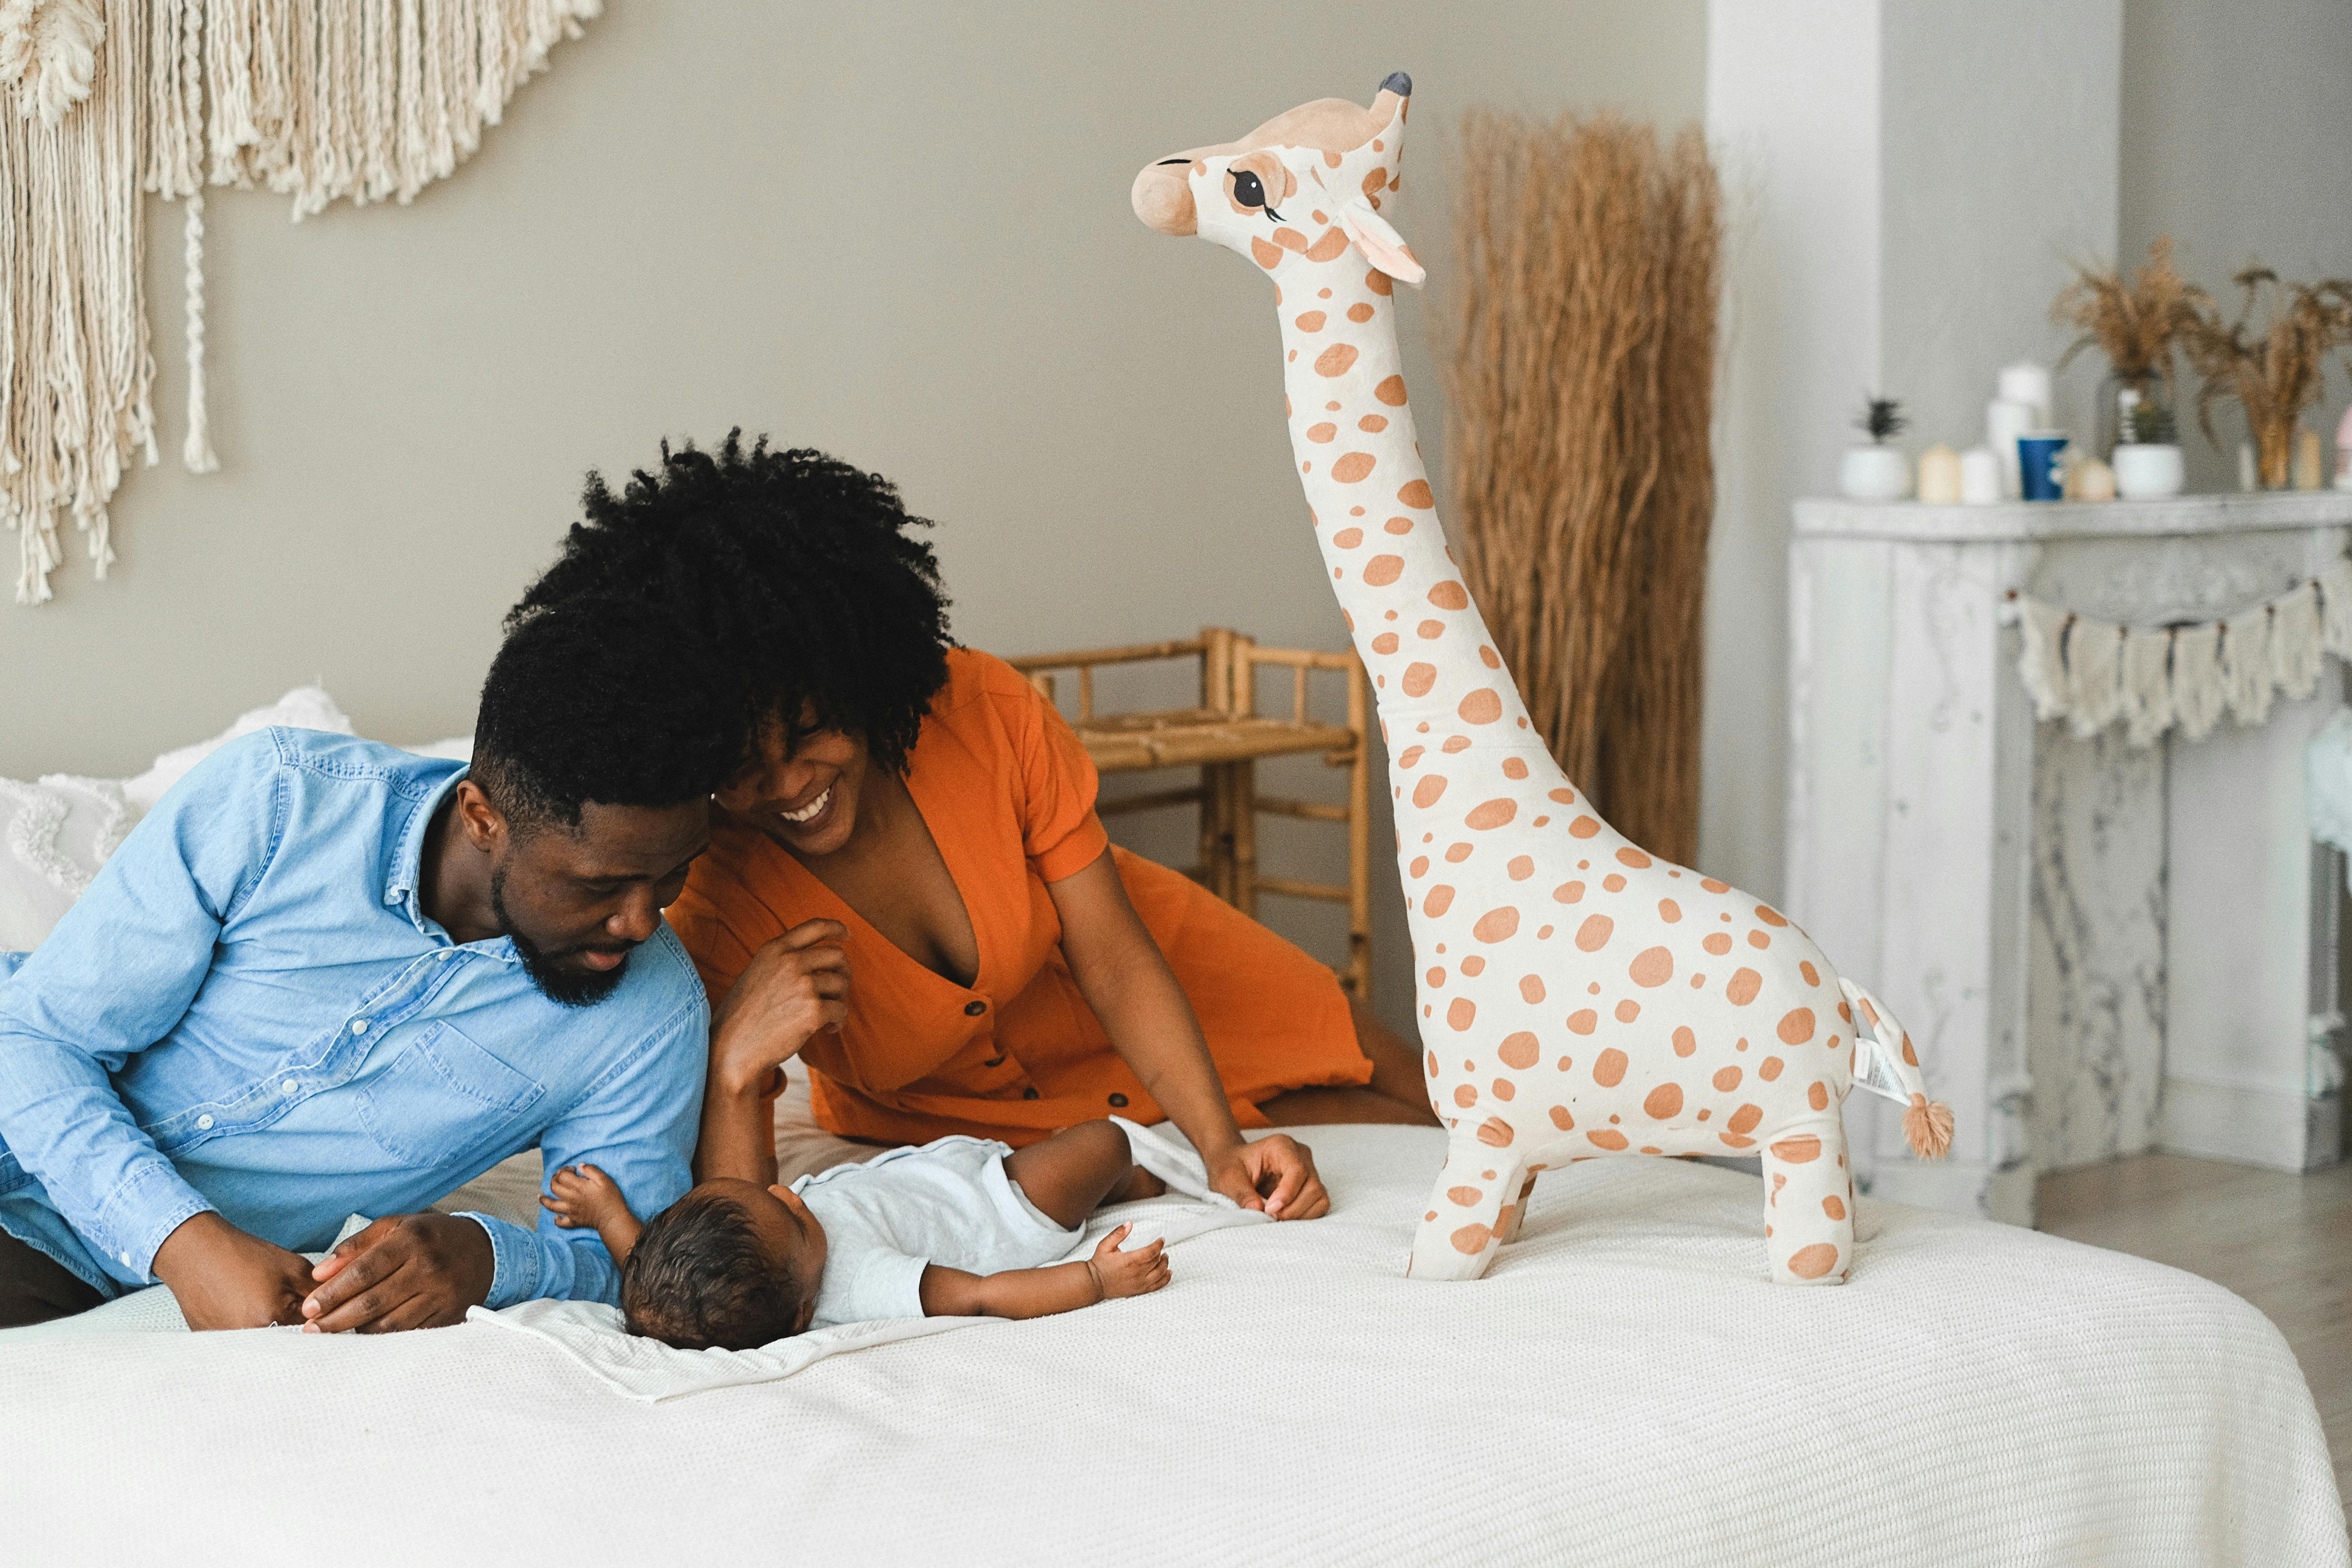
[351,1020,370,1035]
[281,1080,299,1095]
[196,1115,214,1130]
[1022,1086,1039,1100]
[436,949,455,962]
[964,1000,986,1017]
[1109,1093,1129,1108]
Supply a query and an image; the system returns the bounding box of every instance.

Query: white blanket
[470,1116,1266,1401]
[2,1124,2343,1566]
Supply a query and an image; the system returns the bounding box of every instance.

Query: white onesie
[792,1135,1080,1328]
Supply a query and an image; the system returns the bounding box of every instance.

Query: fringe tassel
[0,0,151,603]
[2171,623,2225,741]
[2121,626,2174,748]
[2017,600,2071,721]
[2065,617,2124,740]
[2273,579,2323,700]
[2221,610,2274,726]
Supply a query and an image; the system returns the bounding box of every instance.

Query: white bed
[4,1075,2344,1567]
[3,697,2344,1563]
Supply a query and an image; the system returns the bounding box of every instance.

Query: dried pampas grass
[1444,112,1720,865]
[2182,265,2352,488]
[2052,236,2206,396]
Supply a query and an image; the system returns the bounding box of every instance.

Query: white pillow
[2,686,357,951]
[122,684,355,815]
[0,775,135,952]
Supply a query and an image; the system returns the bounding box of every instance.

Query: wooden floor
[2040,1153,2352,1500]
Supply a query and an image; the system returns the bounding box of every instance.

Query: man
[0,599,738,1331]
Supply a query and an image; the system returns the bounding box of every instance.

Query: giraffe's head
[1131,72,1424,290]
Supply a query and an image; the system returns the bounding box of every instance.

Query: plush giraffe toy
[1132,75,1953,1285]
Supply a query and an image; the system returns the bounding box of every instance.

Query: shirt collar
[386,765,470,936]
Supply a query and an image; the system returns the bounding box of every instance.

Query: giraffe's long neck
[1271,250,1559,838]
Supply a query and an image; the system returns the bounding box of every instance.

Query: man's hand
[150,1211,315,1331]
[300,1212,495,1334]
[709,919,851,1095]
[1205,1134,1330,1222]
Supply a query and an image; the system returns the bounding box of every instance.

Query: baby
[542,1118,1172,1350]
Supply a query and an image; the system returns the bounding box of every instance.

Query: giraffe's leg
[1758,1118,1855,1285]
[1493,1170,1539,1245]
[1407,1135,1528,1282]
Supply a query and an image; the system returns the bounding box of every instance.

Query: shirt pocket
[357,1021,546,1170]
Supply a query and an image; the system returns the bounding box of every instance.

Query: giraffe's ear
[1339,199,1424,289]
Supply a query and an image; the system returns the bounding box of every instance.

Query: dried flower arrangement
[2051,237,2208,399]
[1444,112,1721,867]
[2181,266,2352,489]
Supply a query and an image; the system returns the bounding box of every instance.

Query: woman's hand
[1205,1133,1330,1221]
[709,918,851,1095]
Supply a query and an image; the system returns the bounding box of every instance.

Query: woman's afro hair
[511,432,954,775]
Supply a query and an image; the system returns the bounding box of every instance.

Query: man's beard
[490,866,629,1009]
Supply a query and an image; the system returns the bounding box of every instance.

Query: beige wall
[0,1,1704,1028]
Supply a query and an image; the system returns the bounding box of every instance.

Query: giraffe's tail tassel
[1838,978,1954,1162]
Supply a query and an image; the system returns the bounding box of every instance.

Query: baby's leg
[1004,1120,1147,1231]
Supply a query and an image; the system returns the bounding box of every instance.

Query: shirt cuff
[1033,818,1111,885]
[457,1211,538,1311]
[94,1158,218,1284]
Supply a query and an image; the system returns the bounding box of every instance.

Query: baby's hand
[1089,1224,1171,1300]
[540,1163,624,1230]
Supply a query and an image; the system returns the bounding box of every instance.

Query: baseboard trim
[2158,1075,2342,1171]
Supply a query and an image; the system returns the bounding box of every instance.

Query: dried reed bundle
[1444,112,1720,864]
[2182,265,2352,488]
[2051,236,2207,396]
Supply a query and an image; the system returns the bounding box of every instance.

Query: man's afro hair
[511,432,954,775]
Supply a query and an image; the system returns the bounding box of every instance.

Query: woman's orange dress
[665,649,1370,1147]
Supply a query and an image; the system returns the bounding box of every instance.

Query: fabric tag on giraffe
[1850,1028,1914,1108]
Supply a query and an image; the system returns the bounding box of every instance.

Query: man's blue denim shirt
[0,728,707,1309]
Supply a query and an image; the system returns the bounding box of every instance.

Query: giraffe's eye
[1231,170,1267,209]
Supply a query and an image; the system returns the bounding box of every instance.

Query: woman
[514,435,1436,1219]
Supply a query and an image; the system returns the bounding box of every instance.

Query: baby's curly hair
[621,1188,807,1351]
[510,432,954,775]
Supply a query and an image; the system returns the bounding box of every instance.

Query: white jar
[1839,446,1912,501]
[2112,443,2185,500]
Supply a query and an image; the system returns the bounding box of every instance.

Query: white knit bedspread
[3,1124,2342,1566]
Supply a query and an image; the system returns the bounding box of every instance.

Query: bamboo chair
[1004,628,1372,998]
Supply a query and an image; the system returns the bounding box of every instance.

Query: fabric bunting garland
[2009,559,2352,747]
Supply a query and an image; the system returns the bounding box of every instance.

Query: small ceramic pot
[1839,445,1911,502]
[2112,443,2185,500]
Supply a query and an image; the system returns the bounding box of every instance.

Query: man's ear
[452,779,510,852]
[1338,199,1424,288]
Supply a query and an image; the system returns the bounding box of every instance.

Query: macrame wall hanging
[0,0,597,605]
[2004,560,2352,747]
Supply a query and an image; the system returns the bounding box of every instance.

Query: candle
[2296,426,2325,490]
[1917,444,1963,503]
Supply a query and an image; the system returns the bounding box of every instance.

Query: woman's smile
[777,785,833,826]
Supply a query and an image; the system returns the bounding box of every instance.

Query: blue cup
[2018,431,2070,501]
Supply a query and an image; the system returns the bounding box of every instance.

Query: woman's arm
[1047,849,1330,1221]
[692,919,852,1187]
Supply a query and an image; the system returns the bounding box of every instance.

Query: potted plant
[2112,398,2184,499]
[2052,237,2204,456]
[2182,265,2352,490]
[1840,395,1911,501]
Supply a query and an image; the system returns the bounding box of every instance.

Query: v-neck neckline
[762,750,986,996]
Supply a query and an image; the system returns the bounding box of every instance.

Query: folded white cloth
[466,1118,1268,1401]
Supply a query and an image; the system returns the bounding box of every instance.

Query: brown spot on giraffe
[1447,998,1476,1031]
[1727,968,1762,1005]
[1366,268,1393,296]
[1412,776,1448,810]
[1472,907,1519,943]
[1466,799,1516,830]
[1673,1026,1697,1057]
[1428,581,1470,609]
[1403,663,1437,697]
[1374,371,1406,401]
[1294,311,1327,332]
[1305,226,1350,262]
[1477,1117,1513,1147]
[1331,452,1376,483]
[1315,343,1359,377]
[1787,1243,1839,1279]
[1347,302,1375,323]
[1364,554,1404,586]
[1629,947,1674,988]
[1459,688,1502,724]
[1643,1083,1684,1119]
[1498,1032,1539,1070]
[1575,914,1613,951]
[1566,1009,1597,1034]
[1398,478,1435,508]
[1422,883,1454,915]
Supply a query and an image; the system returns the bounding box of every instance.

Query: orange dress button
[964,1000,987,1016]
